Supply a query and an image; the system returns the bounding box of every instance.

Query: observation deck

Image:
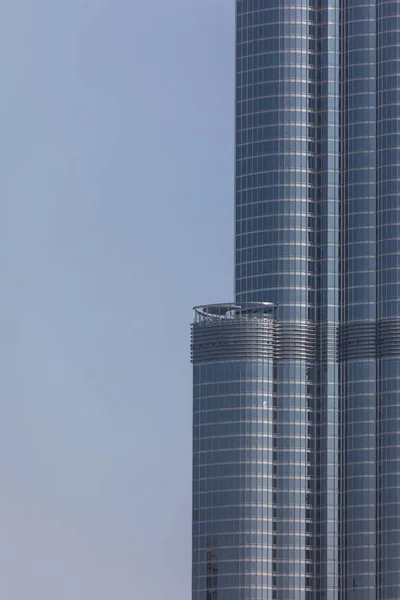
[191,302,276,364]
[193,302,276,323]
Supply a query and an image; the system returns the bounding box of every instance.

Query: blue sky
[0,1,234,598]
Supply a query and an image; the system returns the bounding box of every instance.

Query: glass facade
[191,0,400,598]
[377,2,400,597]
[192,304,276,600]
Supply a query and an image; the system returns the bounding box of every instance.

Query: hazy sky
[0,1,234,598]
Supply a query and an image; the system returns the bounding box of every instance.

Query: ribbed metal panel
[338,320,400,360]
[275,322,317,362]
[378,320,400,358]
[338,322,376,361]
[191,319,275,363]
[318,323,338,363]
[192,321,320,364]
[191,306,321,364]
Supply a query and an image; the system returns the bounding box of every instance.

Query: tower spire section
[191,0,400,598]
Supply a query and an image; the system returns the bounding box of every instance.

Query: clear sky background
[0,1,233,598]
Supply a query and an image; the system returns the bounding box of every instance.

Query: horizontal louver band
[338,320,400,361]
[338,322,376,361]
[378,320,400,358]
[275,323,316,362]
[191,320,275,363]
[191,320,317,364]
[192,306,400,364]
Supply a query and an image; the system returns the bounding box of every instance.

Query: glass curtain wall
[340,0,378,597]
[377,1,400,597]
[316,1,340,598]
[235,1,339,598]
[192,304,275,600]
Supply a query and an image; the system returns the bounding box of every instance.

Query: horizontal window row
[194,383,272,396]
[193,506,312,528]
[194,416,315,427]
[238,24,316,40]
[193,492,312,508]
[194,452,336,463]
[236,204,317,217]
[238,57,315,71]
[237,8,316,23]
[237,154,339,168]
[237,121,316,134]
[194,514,313,525]
[194,412,316,422]
[195,405,315,416]
[237,7,333,20]
[237,68,338,85]
[194,428,312,439]
[236,97,328,113]
[238,40,317,57]
[237,176,315,189]
[239,6,366,22]
[194,568,313,580]
[194,439,312,452]
[237,159,316,173]
[343,407,376,417]
[194,465,312,477]
[236,209,330,221]
[193,506,329,519]
[194,411,314,422]
[194,582,315,592]
[236,172,316,184]
[196,378,313,388]
[235,123,380,141]
[237,143,317,156]
[194,450,319,464]
[193,561,313,572]
[194,484,313,497]
[237,224,320,240]
[194,559,321,571]
[236,245,320,258]
[194,432,315,443]
[194,389,313,398]
[196,368,315,381]
[240,100,392,120]
[235,266,315,278]
[194,512,313,523]
[238,51,317,66]
[238,231,315,245]
[193,532,312,550]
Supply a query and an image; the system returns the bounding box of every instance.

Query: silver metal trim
[193,302,276,323]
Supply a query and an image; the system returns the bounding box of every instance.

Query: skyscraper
[191,1,400,598]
